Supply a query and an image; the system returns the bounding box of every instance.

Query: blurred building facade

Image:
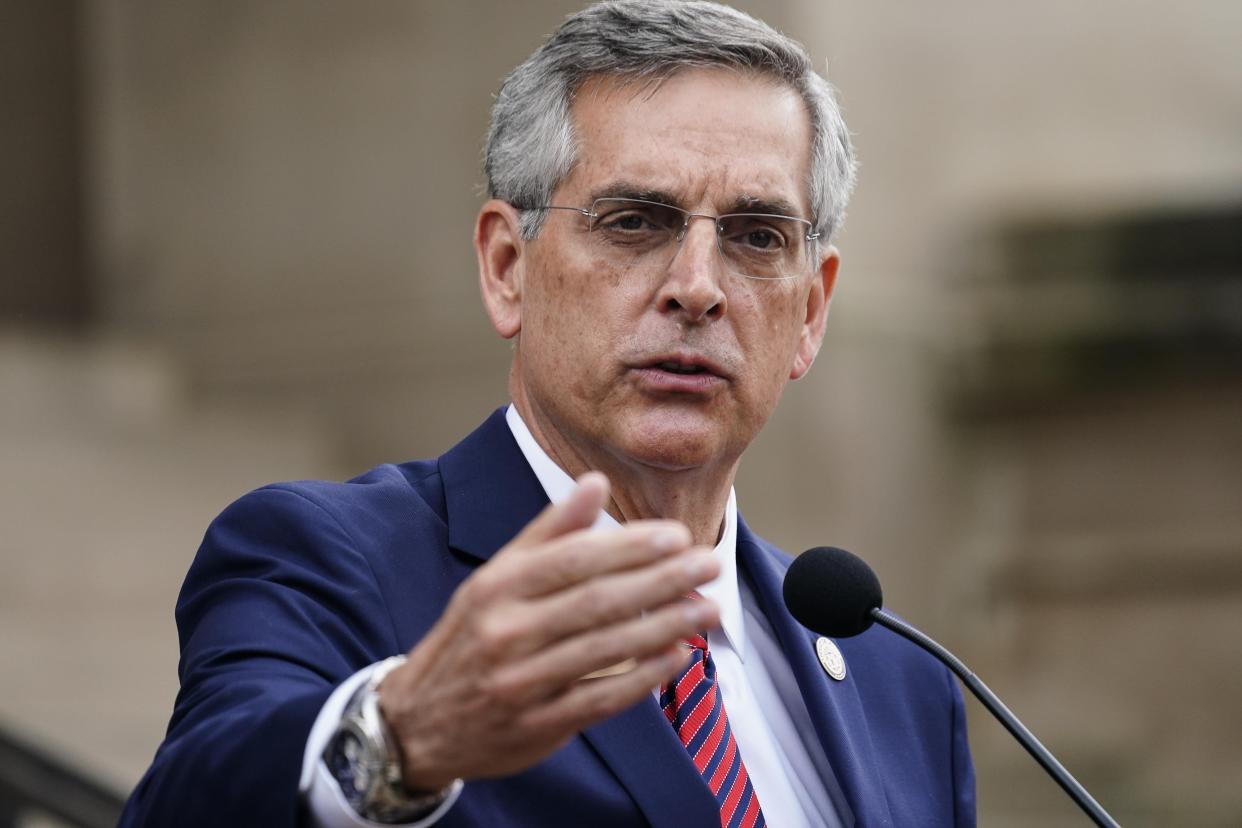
[2,1,1240,825]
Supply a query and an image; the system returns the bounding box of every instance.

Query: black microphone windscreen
[783,546,884,638]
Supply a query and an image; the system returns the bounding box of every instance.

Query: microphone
[783,546,1121,828]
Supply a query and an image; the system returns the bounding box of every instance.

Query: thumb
[508,471,609,550]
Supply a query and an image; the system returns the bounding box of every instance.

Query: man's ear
[789,246,840,380]
[476,199,526,339]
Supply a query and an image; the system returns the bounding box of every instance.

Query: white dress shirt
[301,405,852,826]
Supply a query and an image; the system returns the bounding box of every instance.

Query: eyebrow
[587,182,806,220]
[727,195,804,219]
[589,182,681,206]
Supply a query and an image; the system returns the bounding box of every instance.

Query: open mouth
[656,361,708,375]
[632,353,728,392]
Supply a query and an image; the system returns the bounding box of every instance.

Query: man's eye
[599,209,666,233]
[745,230,778,249]
[609,213,648,231]
[726,221,788,251]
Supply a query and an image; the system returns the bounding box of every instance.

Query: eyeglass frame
[522,196,823,281]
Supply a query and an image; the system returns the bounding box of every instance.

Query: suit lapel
[580,699,722,828]
[437,408,719,827]
[439,407,550,563]
[737,517,895,827]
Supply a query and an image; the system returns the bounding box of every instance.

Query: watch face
[326,731,369,809]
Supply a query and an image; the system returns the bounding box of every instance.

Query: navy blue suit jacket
[122,408,975,827]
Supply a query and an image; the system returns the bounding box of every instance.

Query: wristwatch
[323,655,455,823]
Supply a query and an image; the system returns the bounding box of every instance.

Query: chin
[613,412,731,472]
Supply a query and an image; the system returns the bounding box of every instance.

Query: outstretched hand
[376,472,721,791]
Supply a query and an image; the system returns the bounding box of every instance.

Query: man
[122,2,974,826]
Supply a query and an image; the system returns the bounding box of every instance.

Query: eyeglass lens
[586,198,812,280]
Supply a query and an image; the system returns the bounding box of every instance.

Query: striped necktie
[660,618,766,828]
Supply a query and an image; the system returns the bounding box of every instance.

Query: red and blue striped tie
[660,620,766,828]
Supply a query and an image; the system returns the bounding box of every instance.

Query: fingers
[508,472,610,549]
[518,645,693,736]
[493,545,718,660]
[496,520,694,598]
[487,595,720,707]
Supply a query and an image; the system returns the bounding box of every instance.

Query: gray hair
[484,0,857,245]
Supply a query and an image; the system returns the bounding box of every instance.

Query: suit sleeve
[120,485,401,828]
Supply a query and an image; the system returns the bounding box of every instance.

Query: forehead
[560,68,813,215]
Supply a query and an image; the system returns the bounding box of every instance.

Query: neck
[512,389,736,548]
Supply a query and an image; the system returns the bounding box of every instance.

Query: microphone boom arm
[870,608,1121,828]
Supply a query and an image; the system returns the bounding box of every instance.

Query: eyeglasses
[530,197,820,281]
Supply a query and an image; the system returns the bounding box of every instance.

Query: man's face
[503,68,837,475]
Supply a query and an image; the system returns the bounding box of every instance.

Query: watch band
[324,655,458,823]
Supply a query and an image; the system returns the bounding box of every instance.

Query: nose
[657,216,727,323]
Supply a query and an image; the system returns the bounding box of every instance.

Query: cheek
[524,255,638,374]
[727,288,807,416]
[735,286,804,365]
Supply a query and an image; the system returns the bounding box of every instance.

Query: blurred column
[0,0,90,327]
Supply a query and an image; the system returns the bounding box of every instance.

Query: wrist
[324,656,460,823]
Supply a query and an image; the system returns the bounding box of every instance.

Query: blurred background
[2,1,1240,825]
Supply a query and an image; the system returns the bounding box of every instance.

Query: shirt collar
[505,404,747,660]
